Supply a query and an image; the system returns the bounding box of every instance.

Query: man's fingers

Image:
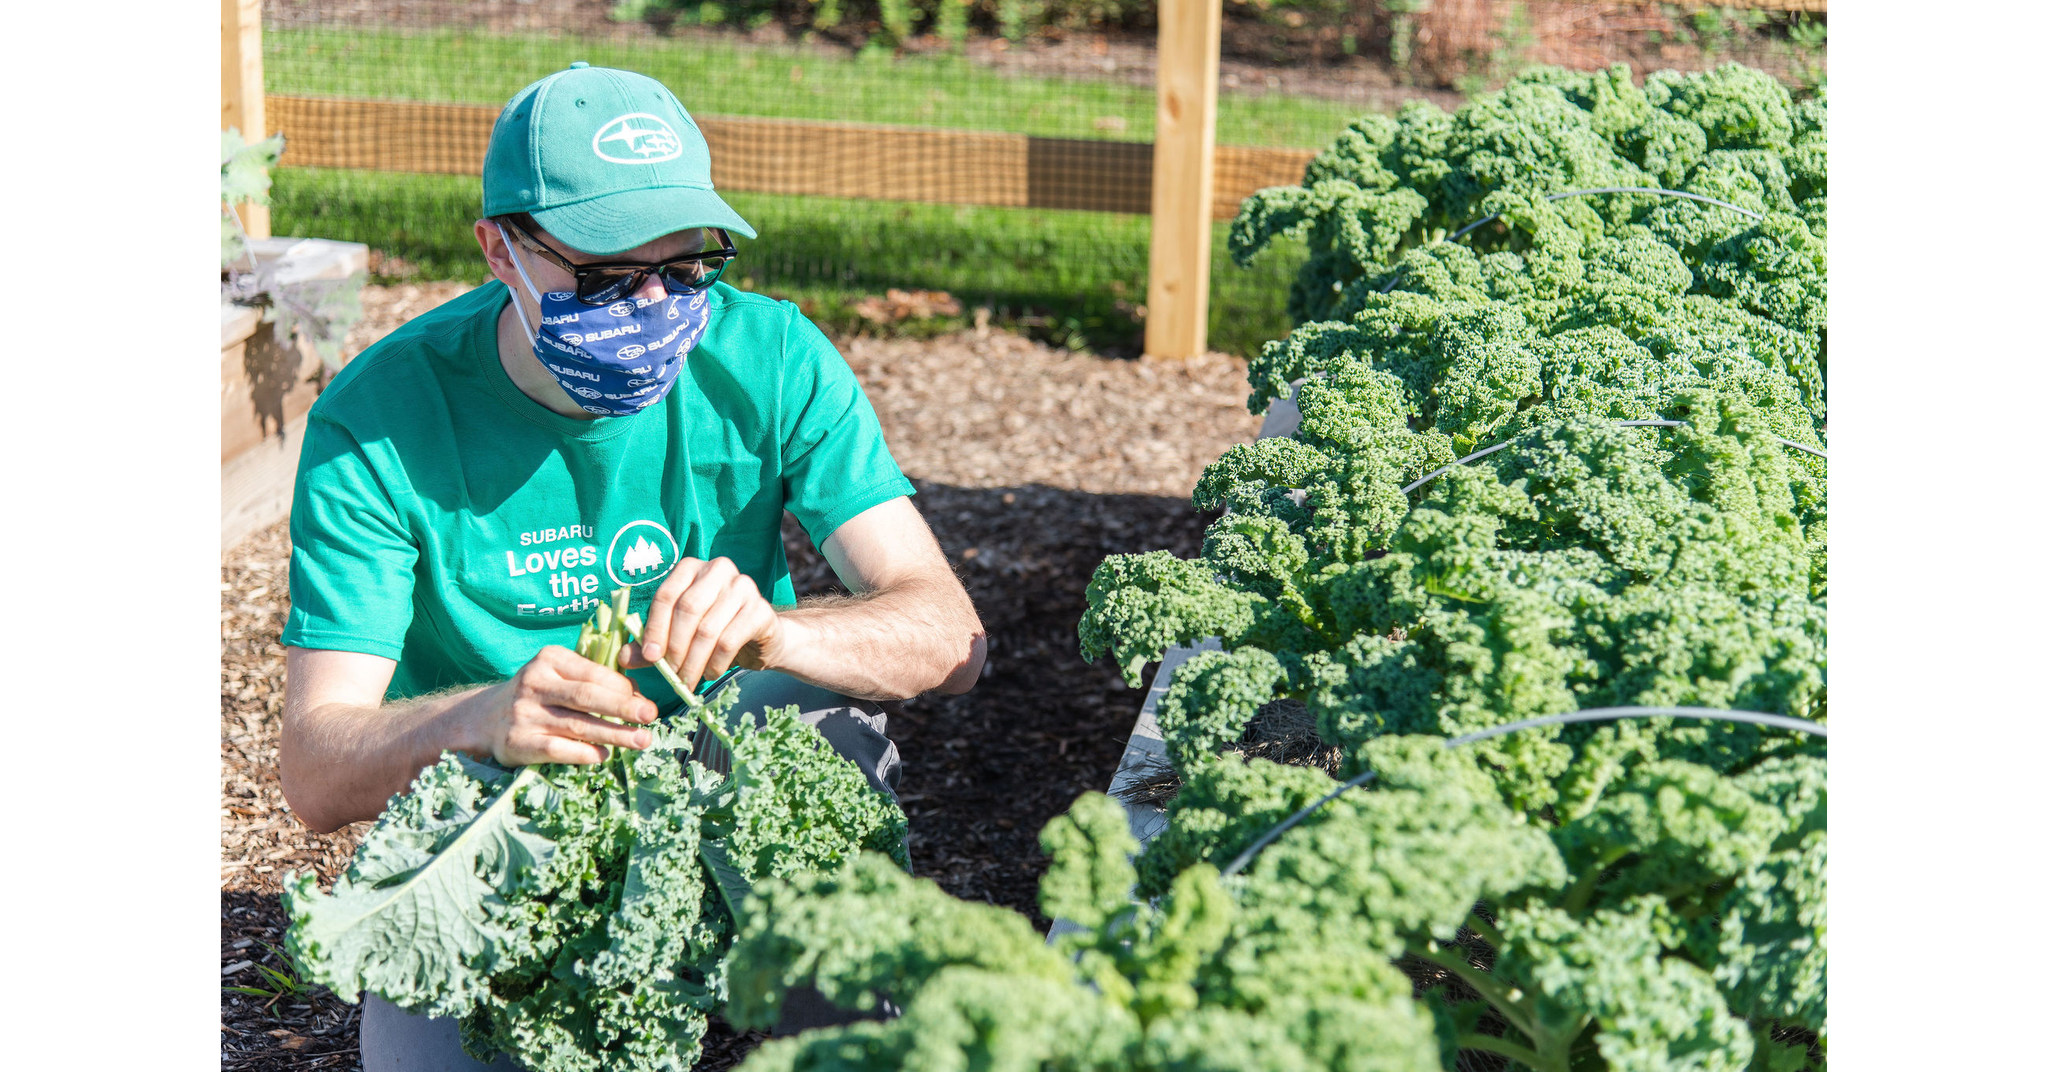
[539,706,655,752]
[526,651,655,723]
[640,559,711,662]
[663,561,737,667]
[703,599,779,683]
[643,559,748,664]
[496,723,611,767]
[545,679,658,724]
[529,736,612,767]
[675,586,751,691]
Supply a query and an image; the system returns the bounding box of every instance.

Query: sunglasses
[505,220,737,306]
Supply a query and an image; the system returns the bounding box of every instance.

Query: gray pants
[360,670,901,1072]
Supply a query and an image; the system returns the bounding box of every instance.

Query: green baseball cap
[482,62,755,254]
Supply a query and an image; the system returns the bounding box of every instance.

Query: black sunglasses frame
[504,220,737,306]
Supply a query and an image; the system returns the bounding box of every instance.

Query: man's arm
[280,646,660,834]
[630,496,985,701]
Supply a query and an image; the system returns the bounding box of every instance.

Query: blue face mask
[500,228,711,416]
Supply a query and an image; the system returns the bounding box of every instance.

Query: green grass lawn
[265,24,1351,357]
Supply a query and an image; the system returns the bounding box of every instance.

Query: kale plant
[1231,63,1826,360]
[1143,738,1825,1071]
[1063,63,1827,1066]
[723,791,1446,1072]
[1084,394,1825,786]
[723,734,1822,1071]
[283,598,908,1072]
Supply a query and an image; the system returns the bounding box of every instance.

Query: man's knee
[361,994,522,1072]
[800,704,900,797]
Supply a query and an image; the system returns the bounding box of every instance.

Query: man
[278,62,985,1068]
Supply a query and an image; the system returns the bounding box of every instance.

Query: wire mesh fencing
[254,1,1823,357]
[258,0,1371,356]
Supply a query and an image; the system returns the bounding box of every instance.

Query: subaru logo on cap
[593,114,684,164]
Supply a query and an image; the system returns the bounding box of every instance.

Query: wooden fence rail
[222,0,268,239]
[264,95,1316,223]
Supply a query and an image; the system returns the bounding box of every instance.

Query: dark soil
[221,283,1261,1070]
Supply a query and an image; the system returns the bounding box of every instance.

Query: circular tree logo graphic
[606,520,679,588]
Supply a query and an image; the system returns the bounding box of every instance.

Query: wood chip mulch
[221,285,1262,1070]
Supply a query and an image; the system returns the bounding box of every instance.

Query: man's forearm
[769,578,986,700]
[280,685,493,834]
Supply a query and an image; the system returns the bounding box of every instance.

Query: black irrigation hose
[1378,186,1769,293]
[1398,418,1828,496]
[1217,706,1827,878]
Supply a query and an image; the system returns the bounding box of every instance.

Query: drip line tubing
[1218,705,1826,878]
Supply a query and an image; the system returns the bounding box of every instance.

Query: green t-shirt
[282,280,915,708]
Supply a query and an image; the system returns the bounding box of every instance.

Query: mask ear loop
[496,222,547,345]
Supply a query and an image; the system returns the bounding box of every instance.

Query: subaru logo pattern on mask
[500,227,710,416]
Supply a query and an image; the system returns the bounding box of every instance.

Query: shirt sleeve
[281,411,420,660]
[776,308,917,547]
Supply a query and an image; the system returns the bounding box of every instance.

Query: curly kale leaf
[288,691,910,1072]
[1679,755,1828,1031]
[706,703,912,886]
[1233,64,1823,346]
[461,745,712,1072]
[724,853,1076,1033]
[1078,551,1261,686]
[729,793,1444,1072]
[1140,742,1564,954]
[282,755,558,1020]
[1037,791,1143,937]
[736,965,1141,1072]
[1490,900,1756,1072]
[1086,402,1825,799]
[1156,648,1294,774]
[1308,412,1825,809]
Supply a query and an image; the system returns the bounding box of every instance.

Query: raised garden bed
[221,236,367,550]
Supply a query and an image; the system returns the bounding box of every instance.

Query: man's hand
[624,557,785,693]
[281,644,660,834]
[471,645,659,766]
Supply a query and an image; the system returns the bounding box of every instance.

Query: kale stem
[1465,910,1507,951]
[696,704,740,756]
[1458,1032,1555,1071]
[1412,945,1541,1046]
[1561,865,1605,915]
[621,610,704,710]
[1276,579,1333,642]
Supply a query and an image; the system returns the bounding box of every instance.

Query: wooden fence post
[1145,0,1222,360]
[222,0,270,240]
